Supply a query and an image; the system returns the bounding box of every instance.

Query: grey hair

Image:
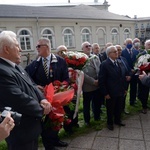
[38,37,51,50]
[0,31,17,52]
[106,45,116,56]
[81,41,90,50]
[92,43,99,49]
[145,39,150,45]
[56,45,67,53]
[115,44,122,49]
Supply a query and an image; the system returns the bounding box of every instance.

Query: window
[124,28,130,40]
[62,28,74,48]
[141,24,145,30]
[111,28,119,45]
[41,28,55,49]
[81,28,91,43]
[146,31,150,38]
[96,27,106,45]
[17,29,33,51]
[141,32,145,39]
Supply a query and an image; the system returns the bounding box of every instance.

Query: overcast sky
[0,0,149,18]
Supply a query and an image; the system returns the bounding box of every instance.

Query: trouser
[106,96,123,125]
[138,80,149,109]
[129,75,138,105]
[83,89,101,123]
[41,128,59,150]
[6,138,38,150]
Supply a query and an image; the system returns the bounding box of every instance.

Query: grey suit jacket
[82,54,101,92]
[0,58,44,144]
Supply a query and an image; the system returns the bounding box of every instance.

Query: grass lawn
[0,91,149,149]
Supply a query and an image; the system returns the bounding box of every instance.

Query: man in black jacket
[0,31,51,150]
[25,38,69,150]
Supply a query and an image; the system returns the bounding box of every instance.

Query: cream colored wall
[0,17,135,67]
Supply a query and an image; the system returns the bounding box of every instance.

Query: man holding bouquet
[25,38,69,150]
[137,40,150,114]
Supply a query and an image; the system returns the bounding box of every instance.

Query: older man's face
[108,47,118,60]
[82,43,91,56]
[36,41,49,57]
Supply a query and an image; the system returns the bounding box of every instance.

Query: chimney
[94,0,98,3]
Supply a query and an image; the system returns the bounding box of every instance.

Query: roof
[0,4,134,21]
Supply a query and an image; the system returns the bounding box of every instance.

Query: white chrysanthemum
[137,54,150,67]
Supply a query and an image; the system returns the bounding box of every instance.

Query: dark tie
[114,61,120,73]
[114,61,118,67]
[43,58,49,78]
[129,49,132,58]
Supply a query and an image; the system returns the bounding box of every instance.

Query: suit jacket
[98,58,127,97]
[121,48,139,69]
[118,56,131,75]
[0,58,44,144]
[82,54,101,92]
[141,75,150,87]
[25,54,69,86]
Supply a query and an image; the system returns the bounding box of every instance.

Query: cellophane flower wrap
[61,51,87,119]
[44,80,75,131]
[63,51,88,70]
[134,51,150,75]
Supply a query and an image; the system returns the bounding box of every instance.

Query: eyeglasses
[110,51,118,53]
[59,50,67,54]
[85,45,91,48]
[36,45,47,48]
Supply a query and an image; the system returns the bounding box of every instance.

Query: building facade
[0,4,135,67]
[135,17,150,46]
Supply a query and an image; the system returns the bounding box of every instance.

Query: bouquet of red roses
[44,80,74,130]
[63,51,88,70]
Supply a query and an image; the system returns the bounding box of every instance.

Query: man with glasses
[25,38,69,150]
[116,45,131,114]
[56,45,67,57]
[98,46,127,130]
[81,41,101,125]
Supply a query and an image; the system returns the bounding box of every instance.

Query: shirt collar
[0,57,16,68]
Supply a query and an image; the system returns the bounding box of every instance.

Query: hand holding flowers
[134,53,150,75]
[43,80,75,130]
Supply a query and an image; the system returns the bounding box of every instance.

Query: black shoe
[54,140,68,147]
[51,147,59,150]
[141,109,147,114]
[115,122,125,126]
[124,111,130,115]
[107,125,114,130]
[45,146,59,150]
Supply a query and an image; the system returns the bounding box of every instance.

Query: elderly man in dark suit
[116,44,131,114]
[137,40,150,114]
[25,38,69,150]
[0,31,51,150]
[121,38,139,106]
[98,45,128,130]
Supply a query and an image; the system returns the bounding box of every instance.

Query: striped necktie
[43,58,49,78]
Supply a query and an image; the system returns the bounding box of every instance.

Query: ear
[3,45,10,54]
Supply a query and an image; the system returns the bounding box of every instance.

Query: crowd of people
[0,30,150,150]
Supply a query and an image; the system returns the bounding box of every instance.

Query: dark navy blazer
[25,54,69,86]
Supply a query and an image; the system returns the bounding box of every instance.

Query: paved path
[39,111,150,150]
